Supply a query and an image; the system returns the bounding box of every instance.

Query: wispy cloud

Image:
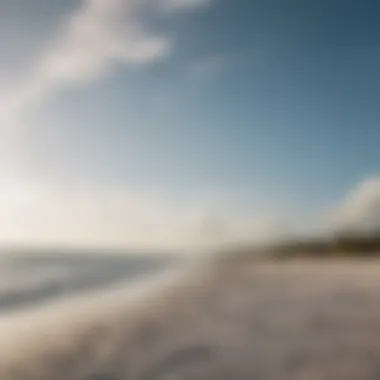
[0,0,212,123]
[0,179,284,251]
[328,177,380,233]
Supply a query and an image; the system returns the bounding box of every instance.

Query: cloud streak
[328,177,380,233]
[0,0,211,122]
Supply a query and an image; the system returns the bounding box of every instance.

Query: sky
[0,0,380,251]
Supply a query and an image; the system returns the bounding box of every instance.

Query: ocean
[0,250,176,315]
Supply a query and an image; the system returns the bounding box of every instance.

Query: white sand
[2,259,380,379]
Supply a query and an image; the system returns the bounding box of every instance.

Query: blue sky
[0,0,380,250]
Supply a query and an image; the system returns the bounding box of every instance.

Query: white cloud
[0,0,168,121]
[328,177,380,233]
[0,178,284,252]
[0,0,211,123]
[40,0,169,83]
